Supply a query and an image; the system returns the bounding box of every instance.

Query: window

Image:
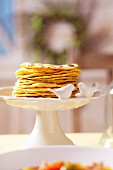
[0,0,14,56]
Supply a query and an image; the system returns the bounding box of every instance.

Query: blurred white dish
[0,146,113,170]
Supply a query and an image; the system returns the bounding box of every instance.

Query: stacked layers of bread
[12,62,81,98]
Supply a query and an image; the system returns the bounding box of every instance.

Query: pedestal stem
[21,110,73,148]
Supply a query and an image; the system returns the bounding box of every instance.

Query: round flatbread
[12,62,80,98]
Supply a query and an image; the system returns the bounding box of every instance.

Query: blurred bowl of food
[0,145,113,170]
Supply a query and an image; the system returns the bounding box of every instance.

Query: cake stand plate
[0,87,102,148]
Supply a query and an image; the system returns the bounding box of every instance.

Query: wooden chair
[74,53,113,82]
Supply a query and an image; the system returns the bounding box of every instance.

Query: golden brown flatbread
[16,67,80,76]
[20,62,78,70]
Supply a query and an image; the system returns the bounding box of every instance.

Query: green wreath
[25,2,87,64]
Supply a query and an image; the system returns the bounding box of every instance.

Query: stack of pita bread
[12,62,81,98]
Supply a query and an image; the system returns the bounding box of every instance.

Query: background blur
[0,0,113,134]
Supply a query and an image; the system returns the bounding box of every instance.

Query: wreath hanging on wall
[24,1,87,64]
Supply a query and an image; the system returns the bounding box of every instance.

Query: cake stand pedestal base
[21,110,73,149]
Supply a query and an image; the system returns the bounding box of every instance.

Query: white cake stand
[0,87,101,148]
